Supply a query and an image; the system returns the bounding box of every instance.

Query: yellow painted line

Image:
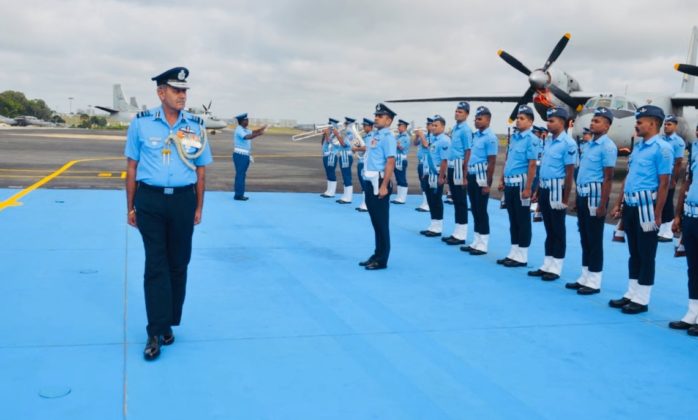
[98,172,113,177]
[0,157,121,212]
[121,171,127,179]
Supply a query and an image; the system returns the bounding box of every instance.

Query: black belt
[138,182,194,195]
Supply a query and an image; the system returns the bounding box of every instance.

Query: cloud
[0,0,696,131]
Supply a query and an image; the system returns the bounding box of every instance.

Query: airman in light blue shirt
[470,127,498,165]
[577,134,617,185]
[624,135,673,194]
[539,130,577,180]
[503,128,540,177]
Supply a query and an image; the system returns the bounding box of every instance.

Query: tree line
[0,90,54,120]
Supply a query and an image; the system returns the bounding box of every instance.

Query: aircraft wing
[569,91,597,103]
[386,94,522,104]
[94,105,119,114]
[671,93,698,107]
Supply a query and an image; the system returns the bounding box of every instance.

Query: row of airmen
[326,100,698,337]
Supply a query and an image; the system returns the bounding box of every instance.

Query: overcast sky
[1,0,696,131]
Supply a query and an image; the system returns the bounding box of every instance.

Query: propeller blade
[498,50,531,76]
[548,84,577,109]
[542,33,571,72]
[508,87,536,123]
[208,100,213,110]
[675,63,698,76]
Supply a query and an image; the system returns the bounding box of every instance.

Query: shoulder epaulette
[136,110,151,119]
[186,113,204,125]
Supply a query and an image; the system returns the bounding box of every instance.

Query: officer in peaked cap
[321,118,340,198]
[462,106,498,255]
[609,105,673,314]
[125,66,214,361]
[658,114,686,241]
[414,117,435,212]
[566,106,618,295]
[528,107,577,281]
[391,119,411,204]
[359,103,397,270]
[497,105,540,268]
[233,112,266,201]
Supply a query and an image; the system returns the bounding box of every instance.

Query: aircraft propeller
[675,63,698,76]
[498,33,576,122]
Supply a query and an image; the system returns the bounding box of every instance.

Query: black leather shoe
[415,207,430,212]
[460,245,473,252]
[577,286,600,295]
[469,249,487,256]
[668,320,694,330]
[657,236,673,243]
[365,261,387,270]
[423,231,441,237]
[565,282,583,290]
[234,196,249,201]
[688,325,698,336]
[609,297,631,308]
[444,237,465,245]
[143,336,161,361]
[355,207,368,212]
[541,273,560,281]
[336,199,351,204]
[359,257,376,267]
[527,269,547,277]
[390,200,405,204]
[621,302,648,314]
[441,235,452,242]
[162,329,175,346]
[320,193,334,198]
[503,259,526,267]
[496,257,513,265]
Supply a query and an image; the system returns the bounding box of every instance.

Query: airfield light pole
[68,97,74,114]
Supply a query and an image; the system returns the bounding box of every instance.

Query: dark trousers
[447,168,468,224]
[466,173,490,235]
[323,155,337,182]
[395,160,409,187]
[539,188,566,259]
[576,195,606,272]
[356,161,364,193]
[233,153,250,198]
[417,163,428,193]
[623,204,659,286]
[505,185,531,247]
[662,188,676,223]
[425,180,444,220]
[682,217,698,299]
[364,179,392,265]
[338,155,354,187]
[135,185,196,337]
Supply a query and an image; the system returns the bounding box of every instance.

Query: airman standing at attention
[462,106,497,255]
[565,107,617,295]
[358,104,397,271]
[670,133,698,335]
[320,118,340,198]
[609,105,672,314]
[233,113,265,201]
[658,115,686,242]
[420,115,451,237]
[333,117,355,204]
[497,105,540,268]
[391,119,411,204]
[530,125,548,223]
[527,107,576,281]
[442,102,472,245]
[354,118,374,212]
[125,67,213,361]
[414,118,434,212]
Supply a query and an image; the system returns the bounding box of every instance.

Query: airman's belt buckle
[164,187,174,195]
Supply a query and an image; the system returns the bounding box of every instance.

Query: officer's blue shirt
[417,133,431,161]
[448,121,472,165]
[428,133,451,173]
[396,132,410,155]
[365,127,397,171]
[234,125,252,151]
[336,129,353,152]
[539,131,577,179]
[576,134,617,185]
[686,141,698,203]
[124,106,213,187]
[624,134,673,193]
[664,132,686,160]
[504,128,540,177]
[470,127,498,165]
